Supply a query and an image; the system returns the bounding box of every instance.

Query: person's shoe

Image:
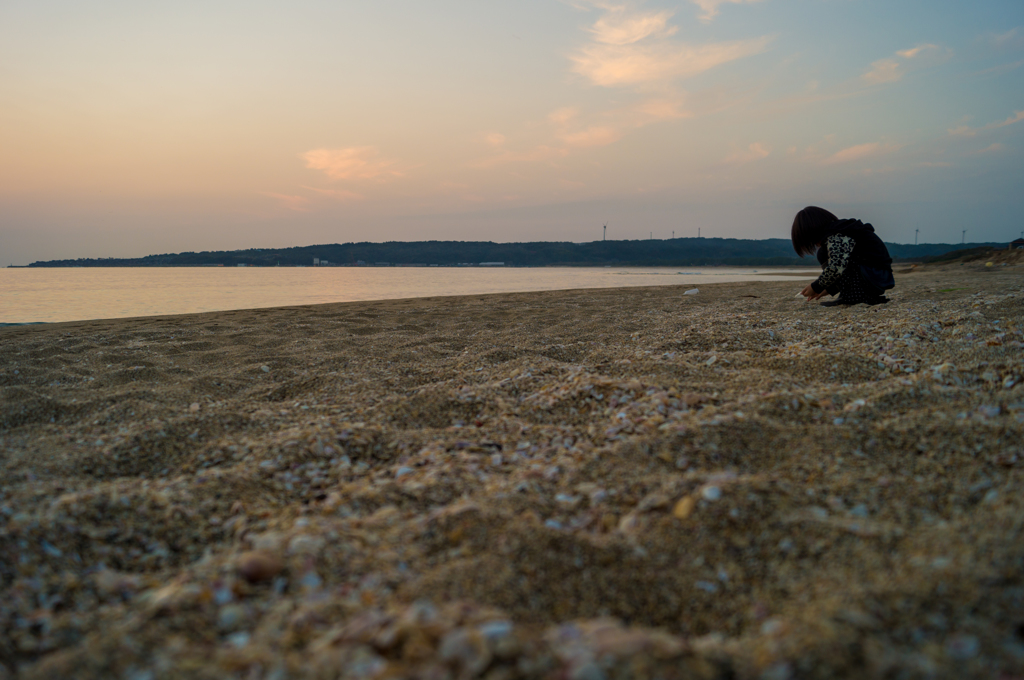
[820,298,855,307]
[865,296,889,306]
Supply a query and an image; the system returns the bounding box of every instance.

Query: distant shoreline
[18,237,1009,269]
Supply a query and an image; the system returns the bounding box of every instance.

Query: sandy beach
[1,253,1022,679]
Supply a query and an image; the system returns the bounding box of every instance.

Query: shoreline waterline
[0,266,819,325]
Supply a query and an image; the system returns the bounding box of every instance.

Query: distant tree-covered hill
[26,238,1008,268]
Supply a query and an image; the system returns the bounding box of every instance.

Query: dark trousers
[835,265,887,303]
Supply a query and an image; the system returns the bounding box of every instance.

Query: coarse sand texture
[1,255,1023,679]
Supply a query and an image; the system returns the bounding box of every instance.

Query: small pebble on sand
[235,551,284,584]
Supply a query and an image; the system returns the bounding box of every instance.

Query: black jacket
[813,219,894,294]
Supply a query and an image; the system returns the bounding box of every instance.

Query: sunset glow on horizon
[1,0,1022,264]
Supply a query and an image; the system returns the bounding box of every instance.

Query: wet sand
[1,253,1022,679]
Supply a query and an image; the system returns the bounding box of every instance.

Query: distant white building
[313,258,320,266]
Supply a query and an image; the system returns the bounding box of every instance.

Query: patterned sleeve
[812,233,855,294]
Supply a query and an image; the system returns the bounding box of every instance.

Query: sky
[1,0,1022,264]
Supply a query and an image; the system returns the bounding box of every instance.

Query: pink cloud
[545,97,687,154]
[993,110,1024,128]
[947,109,1024,137]
[947,125,976,137]
[989,28,1022,49]
[263,193,310,212]
[471,3,755,169]
[897,44,938,59]
[302,146,403,181]
[633,98,690,121]
[862,44,946,84]
[569,4,770,88]
[589,10,676,44]
[822,142,896,165]
[571,37,771,87]
[471,145,570,168]
[484,133,507,147]
[723,142,770,164]
[300,186,363,201]
[690,0,762,24]
[548,107,579,125]
[862,58,902,84]
[559,126,622,147]
[973,143,1004,154]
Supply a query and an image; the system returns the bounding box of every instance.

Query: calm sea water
[0,267,816,324]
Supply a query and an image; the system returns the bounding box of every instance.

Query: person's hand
[800,283,828,301]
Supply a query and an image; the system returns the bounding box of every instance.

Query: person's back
[792,206,894,306]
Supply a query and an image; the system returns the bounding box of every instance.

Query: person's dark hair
[791,206,839,257]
